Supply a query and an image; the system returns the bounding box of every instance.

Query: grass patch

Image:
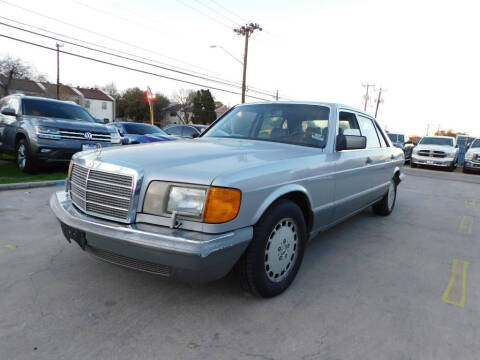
[0,160,67,184]
[0,153,15,161]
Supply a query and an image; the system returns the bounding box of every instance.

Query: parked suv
[0,95,120,172]
[387,133,414,162]
[51,102,404,297]
[411,136,458,171]
[463,138,480,173]
[164,124,208,138]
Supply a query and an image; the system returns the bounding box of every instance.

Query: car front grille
[418,150,431,157]
[432,151,446,158]
[60,130,111,142]
[70,163,135,222]
[86,246,172,277]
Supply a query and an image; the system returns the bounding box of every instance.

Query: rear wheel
[236,200,307,298]
[410,162,417,168]
[372,179,397,216]
[16,139,37,173]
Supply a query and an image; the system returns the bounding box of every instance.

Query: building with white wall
[75,87,115,122]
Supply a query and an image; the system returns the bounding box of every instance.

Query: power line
[192,0,242,27]
[0,0,217,74]
[0,16,282,98]
[206,0,249,24]
[0,33,273,101]
[175,0,235,30]
[0,21,275,95]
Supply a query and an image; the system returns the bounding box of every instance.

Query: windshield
[22,99,94,122]
[419,137,454,146]
[204,104,330,148]
[388,134,398,142]
[388,134,405,143]
[124,123,166,135]
[471,139,480,148]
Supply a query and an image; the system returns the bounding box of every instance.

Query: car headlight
[466,152,474,160]
[35,126,60,140]
[143,183,241,223]
[412,148,419,155]
[110,131,120,144]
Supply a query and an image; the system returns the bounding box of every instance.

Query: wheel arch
[393,166,401,185]
[252,185,314,234]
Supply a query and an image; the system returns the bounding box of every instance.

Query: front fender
[252,184,313,224]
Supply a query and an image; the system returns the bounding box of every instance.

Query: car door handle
[366,157,373,164]
[390,154,395,160]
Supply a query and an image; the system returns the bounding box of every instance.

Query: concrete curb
[0,179,65,191]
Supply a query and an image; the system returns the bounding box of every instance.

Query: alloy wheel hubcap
[17,144,26,169]
[264,218,298,282]
[387,181,395,209]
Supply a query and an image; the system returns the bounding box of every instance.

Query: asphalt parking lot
[1,167,480,360]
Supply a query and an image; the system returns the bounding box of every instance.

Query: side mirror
[455,144,459,148]
[192,132,200,138]
[1,107,16,116]
[336,134,367,151]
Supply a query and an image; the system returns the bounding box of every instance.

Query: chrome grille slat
[59,129,111,142]
[70,163,135,222]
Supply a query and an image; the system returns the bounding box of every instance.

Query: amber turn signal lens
[204,187,241,224]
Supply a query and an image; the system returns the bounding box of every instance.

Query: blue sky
[0,0,479,136]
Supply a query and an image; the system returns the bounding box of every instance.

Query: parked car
[50,102,404,297]
[108,122,178,145]
[164,124,208,138]
[0,95,120,172]
[387,133,414,162]
[411,136,458,171]
[463,138,480,173]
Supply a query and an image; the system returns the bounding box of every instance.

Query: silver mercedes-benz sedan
[50,102,404,297]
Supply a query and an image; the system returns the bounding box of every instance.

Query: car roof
[6,95,82,106]
[115,122,155,126]
[422,135,455,139]
[236,101,374,118]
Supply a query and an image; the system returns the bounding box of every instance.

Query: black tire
[410,162,417,168]
[16,138,37,173]
[236,199,307,298]
[447,163,455,172]
[372,179,397,216]
[463,167,469,174]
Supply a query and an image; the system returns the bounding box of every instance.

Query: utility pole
[56,43,63,100]
[275,90,279,101]
[362,83,375,111]
[374,88,385,118]
[234,23,262,103]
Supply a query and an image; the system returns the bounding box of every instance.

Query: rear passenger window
[338,112,361,136]
[374,120,389,147]
[166,126,182,136]
[357,115,380,148]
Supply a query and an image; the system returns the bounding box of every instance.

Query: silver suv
[51,102,404,297]
[0,95,120,172]
[463,138,480,173]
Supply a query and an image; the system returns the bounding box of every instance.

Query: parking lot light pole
[233,23,262,104]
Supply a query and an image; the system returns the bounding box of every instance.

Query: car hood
[24,116,111,133]
[415,144,456,152]
[466,148,480,155]
[75,137,321,185]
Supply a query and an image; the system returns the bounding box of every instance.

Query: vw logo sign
[84,132,93,140]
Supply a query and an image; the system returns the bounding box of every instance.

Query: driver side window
[338,112,361,136]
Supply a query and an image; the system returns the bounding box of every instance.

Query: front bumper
[50,191,252,282]
[34,139,119,162]
[411,155,455,167]
[464,160,480,172]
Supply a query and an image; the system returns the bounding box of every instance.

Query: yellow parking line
[458,216,474,234]
[4,244,15,250]
[442,259,470,307]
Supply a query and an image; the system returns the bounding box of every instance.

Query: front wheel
[410,162,417,168]
[372,179,397,216]
[16,139,37,173]
[236,200,307,298]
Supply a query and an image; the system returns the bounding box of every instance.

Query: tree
[192,89,217,125]
[434,129,467,138]
[0,56,34,96]
[102,82,119,98]
[116,87,170,125]
[172,88,195,123]
[214,101,224,108]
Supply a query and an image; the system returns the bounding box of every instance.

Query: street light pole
[234,23,262,104]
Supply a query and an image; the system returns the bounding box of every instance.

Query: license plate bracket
[61,223,87,250]
[82,143,97,151]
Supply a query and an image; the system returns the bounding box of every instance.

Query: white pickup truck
[411,136,458,171]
